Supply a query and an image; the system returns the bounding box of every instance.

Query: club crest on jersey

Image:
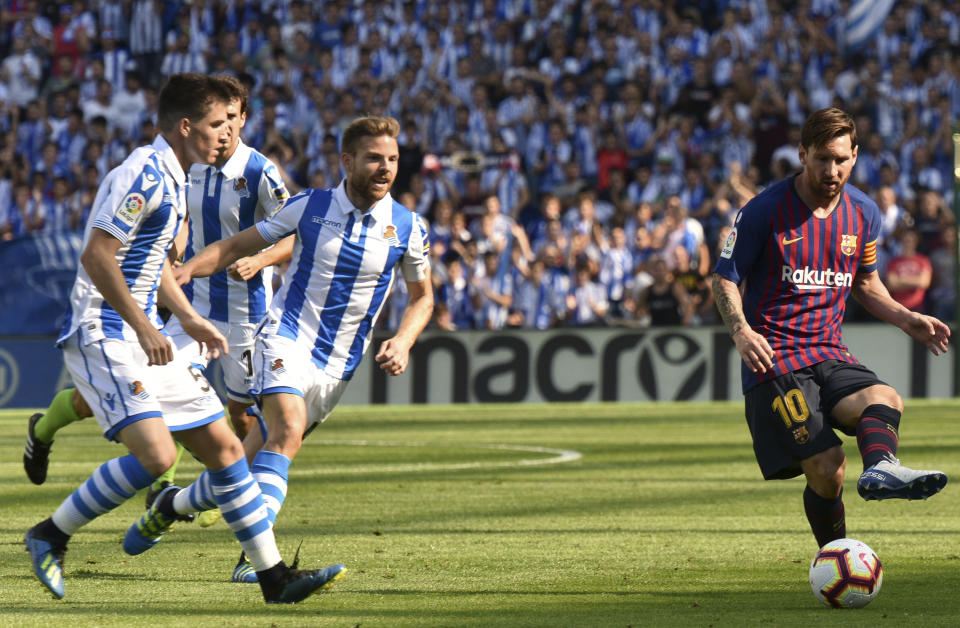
[841,234,858,256]
[792,425,810,444]
[384,224,401,246]
[270,359,285,373]
[234,176,250,198]
[116,192,146,227]
[128,380,149,400]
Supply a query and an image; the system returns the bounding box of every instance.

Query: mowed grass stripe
[0,401,958,627]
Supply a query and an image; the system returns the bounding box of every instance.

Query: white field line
[1,441,583,475]
[291,440,583,474]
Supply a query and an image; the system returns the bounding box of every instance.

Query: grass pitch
[1,400,958,627]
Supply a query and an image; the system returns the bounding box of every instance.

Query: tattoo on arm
[712,274,748,337]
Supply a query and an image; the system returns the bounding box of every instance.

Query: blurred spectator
[472,250,513,330]
[885,229,931,312]
[566,263,609,326]
[2,36,42,107]
[635,255,691,326]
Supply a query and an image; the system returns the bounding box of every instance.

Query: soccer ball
[809,538,883,608]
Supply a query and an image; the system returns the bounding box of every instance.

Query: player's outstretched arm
[158,259,227,360]
[174,224,272,285]
[375,276,434,376]
[712,273,775,373]
[228,234,295,281]
[852,271,950,355]
[82,228,172,365]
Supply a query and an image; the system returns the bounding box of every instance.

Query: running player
[124,115,434,583]
[24,73,343,603]
[713,107,949,548]
[23,76,294,508]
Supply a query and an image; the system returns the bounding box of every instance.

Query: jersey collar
[218,140,251,179]
[152,134,185,188]
[333,180,393,224]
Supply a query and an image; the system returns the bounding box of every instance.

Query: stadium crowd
[0,0,957,331]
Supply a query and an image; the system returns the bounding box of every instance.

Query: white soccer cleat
[857,455,947,501]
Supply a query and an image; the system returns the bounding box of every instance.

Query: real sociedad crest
[384,224,401,246]
[840,234,857,256]
[234,176,250,198]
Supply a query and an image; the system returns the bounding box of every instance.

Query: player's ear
[341,152,352,172]
[177,116,191,139]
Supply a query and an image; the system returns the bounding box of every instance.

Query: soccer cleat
[24,413,52,485]
[144,480,173,510]
[123,485,193,555]
[262,563,347,604]
[857,455,948,501]
[197,508,223,528]
[25,525,67,599]
[232,552,258,583]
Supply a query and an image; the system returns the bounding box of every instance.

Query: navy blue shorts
[743,360,885,480]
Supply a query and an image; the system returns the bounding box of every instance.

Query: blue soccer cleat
[232,552,259,584]
[123,485,192,555]
[25,525,66,599]
[857,455,948,501]
[263,563,347,604]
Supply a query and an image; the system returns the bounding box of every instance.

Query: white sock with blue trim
[251,450,291,525]
[51,454,154,535]
[206,458,282,571]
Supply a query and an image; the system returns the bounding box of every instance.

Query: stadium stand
[0,0,956,335]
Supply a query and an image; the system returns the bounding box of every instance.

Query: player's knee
[144,449,180,477]
[864,385,902,413]
[71,389,92,418]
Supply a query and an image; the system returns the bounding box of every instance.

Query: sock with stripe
[173,449,291,526]
[34,389,87,444]
[176,458,282,572]
[150,442,185,490]
[251,450,291,525]
[856,404,901,470]
[803,485,846,548]
[50,454,154,536]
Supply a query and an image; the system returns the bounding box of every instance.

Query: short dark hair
[801,107,857,151]
[340,116,400,156]
[215,74,249,115]
[157,73,233,133]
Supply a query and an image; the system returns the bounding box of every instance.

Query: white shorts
[166,316,257,404]
[62,331,225,441]
[252,332,349,428]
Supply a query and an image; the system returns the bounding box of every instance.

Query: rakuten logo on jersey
[781,265,853,290]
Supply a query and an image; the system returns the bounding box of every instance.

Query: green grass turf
[1,400,958,627]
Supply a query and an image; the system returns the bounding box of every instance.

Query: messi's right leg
[744,367,847,547]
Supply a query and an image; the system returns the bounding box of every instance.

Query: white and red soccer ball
[809,538,883,608]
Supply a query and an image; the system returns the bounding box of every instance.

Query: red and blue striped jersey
[714,177,881,393]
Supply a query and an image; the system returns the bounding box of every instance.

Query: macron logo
[781,265,853,290]
[311,216,343,229]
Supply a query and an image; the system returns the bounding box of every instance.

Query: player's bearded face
[345,135,399,208]
[800,134,857,200]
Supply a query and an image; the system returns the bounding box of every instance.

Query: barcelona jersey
[714,177,881,393]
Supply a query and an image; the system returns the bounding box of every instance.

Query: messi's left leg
[825,364,947,501]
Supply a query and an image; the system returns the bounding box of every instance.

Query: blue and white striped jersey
[58,135,186,345]
[256,181,430,380]
[182,141,288,324]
